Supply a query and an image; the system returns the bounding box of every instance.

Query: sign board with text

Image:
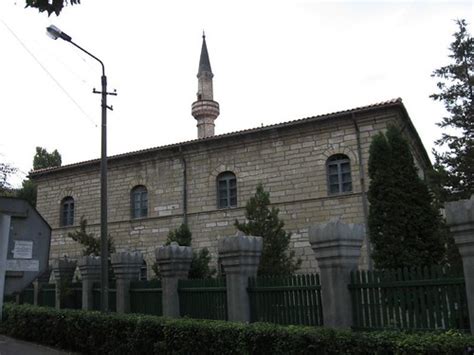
[0,197,51,295]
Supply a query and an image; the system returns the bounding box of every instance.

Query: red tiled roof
[30,98,405,177]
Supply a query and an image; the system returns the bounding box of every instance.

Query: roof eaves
[29,98,403,178]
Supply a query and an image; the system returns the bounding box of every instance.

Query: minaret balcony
[192,100,220,120]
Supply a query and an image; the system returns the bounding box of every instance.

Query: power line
[0,18,98,128]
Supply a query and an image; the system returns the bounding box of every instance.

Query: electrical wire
[0,17,98,128]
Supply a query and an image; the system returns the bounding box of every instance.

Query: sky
[0,0,472,187]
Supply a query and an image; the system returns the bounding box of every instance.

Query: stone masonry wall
[35,106,429,276]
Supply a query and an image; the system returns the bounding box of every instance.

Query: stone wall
[34,105,430,275]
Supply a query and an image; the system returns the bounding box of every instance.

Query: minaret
[192,33,220,139]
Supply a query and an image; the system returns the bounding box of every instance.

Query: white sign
[12,240,33,259]
[6,259,39,272]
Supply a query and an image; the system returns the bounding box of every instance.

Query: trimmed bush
[0,303,473,354]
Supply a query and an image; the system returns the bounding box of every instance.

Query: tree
[67,216,114,256]
[16,179,37,207]
[234,183,301,276]
[368,125,446,269]
[16,147,62,207]
[0,162,17,195]
[152,223,215,279]
[431,19,474,201]
[33,147,62,170]
[25,0,80,16]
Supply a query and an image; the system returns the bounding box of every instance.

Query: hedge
[0,303,473,354]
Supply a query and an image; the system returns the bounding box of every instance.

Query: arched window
[60,196,74,226]
[217,171,237,208]
[327,154,352,194]
[131,185,148,219]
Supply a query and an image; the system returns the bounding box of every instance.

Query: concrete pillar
[110,251,143,313]
[51,258,77,310]
[77,256,101,311]
[218,235,262,322]
[33,267,51,306]
[155,242,192,318]
[445,195,474,335]
[309,219,365,328]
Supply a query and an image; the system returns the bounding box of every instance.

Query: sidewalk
[0,335,76,355]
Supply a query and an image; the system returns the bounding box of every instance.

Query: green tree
[0,162,17,195]
[430,19,473,201]
[368,126,446,269]
[166,223,192,247]
[152,223,215,279]
[33,147,62,170]
[25,0,80,16]
[67,216,115,256]
[16,147,62,207]
[16,179,37,207]
[235,183,301,276]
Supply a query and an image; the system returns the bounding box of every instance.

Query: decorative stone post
[309,219,365,328]
[33,267,51,306]
[78,256,101,311]
[445,195,474,335]
[155,242,193,318]
[110,251,143,313]
[51,258,77,310]
[218,235,263,323]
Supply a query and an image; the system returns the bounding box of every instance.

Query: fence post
[218,235,263,323]
[445,195,474,335]
[111,251,143,313]
[33,267,51,306]
[155,242,193,318]
[51,258,77,310]
[78,256,101,311]
[309,219,365,328]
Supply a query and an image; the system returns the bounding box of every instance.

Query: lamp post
[46,25,116,312]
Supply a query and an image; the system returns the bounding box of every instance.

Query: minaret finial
[202,30,205,39]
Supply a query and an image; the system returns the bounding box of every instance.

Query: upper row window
[217,171,237,208]
[131,185,148,219]
[60,196,74,226]
[59,158,350,226]
[327,154,352,194]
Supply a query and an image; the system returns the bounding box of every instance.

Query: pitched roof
[30,98,427,177]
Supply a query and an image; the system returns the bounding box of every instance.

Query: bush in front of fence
[1,303,473,354]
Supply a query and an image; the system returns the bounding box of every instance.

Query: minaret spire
[192,33,220,138]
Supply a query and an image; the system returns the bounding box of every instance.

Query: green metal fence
[92,282,117,312]
[38,283,55,307]
[20,285,35,305]
[248,274,323,326]
[130,280,162,316]
[179,278,227,320]
[349,267,470,332]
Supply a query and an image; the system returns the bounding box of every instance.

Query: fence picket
[348,266,469,332]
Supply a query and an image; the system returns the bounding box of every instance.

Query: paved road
[0,335,76,355]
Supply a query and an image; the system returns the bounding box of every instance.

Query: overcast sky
[0,0,472,187]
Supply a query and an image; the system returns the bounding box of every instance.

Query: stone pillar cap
[446,195,474,226]
[51,257,77,270]
[111,251,143,265]
[217,235,263,254]
[155,242,193,261]
[309,218,365,245]
[77,255,101,267]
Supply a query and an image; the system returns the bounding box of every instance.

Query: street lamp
[46,25,116,312]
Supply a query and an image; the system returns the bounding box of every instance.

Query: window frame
[60,196,75,227]
[326,154,352,195]
[131,185,148,219]
[216,171,237,209]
